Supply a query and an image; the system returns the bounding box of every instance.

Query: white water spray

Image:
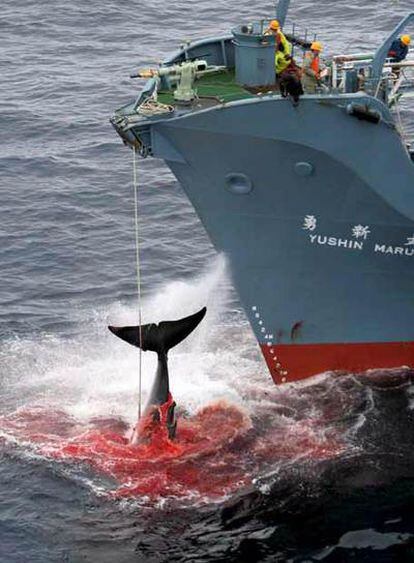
[1,256,265,423]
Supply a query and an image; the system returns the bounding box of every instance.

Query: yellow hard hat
[311,41,323,52]
[269,19,280,30]
[401,34,411,46]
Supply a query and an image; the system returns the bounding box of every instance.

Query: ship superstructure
[111,1,414,384]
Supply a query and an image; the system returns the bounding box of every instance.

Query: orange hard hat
[311,41,323,52]
[401,34,411,46]
[269,19,280,30]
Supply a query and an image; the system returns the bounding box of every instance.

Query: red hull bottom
[261,341,414,384]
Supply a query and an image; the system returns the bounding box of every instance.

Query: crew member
[388,35,411,63]
[279,62,304,105]
[302,41,323,94]
[265,19,292,75]
[388,35,411,77]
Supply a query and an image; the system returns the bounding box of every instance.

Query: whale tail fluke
[108,307,206,354]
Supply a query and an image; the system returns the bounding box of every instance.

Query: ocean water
[1,0,414,561]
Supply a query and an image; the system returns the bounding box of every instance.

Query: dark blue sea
[1,0,414,561]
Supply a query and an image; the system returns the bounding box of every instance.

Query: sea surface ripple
[1,0,414,561]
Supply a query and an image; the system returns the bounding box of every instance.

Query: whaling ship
[111,0,414,384]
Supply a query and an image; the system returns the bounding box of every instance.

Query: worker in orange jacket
[302,41,323,93]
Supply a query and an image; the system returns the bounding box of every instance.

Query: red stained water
[0,400,346,501]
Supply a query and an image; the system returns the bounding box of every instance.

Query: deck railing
[331,54,414,98]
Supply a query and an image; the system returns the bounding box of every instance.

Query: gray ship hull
[141,94,414,382]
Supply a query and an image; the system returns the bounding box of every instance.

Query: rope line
[394,80,407,143]
[137,98,174,117]
[132,146,143,420]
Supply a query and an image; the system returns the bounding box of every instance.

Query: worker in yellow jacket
[265,19,292,75]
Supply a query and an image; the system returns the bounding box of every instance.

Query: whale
[108,307,206,440]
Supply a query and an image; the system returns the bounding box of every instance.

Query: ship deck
[157,69,260,105]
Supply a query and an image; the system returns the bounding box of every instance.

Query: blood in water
[0,397,346,500]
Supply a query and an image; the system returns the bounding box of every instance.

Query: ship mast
[276,0,291,27]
